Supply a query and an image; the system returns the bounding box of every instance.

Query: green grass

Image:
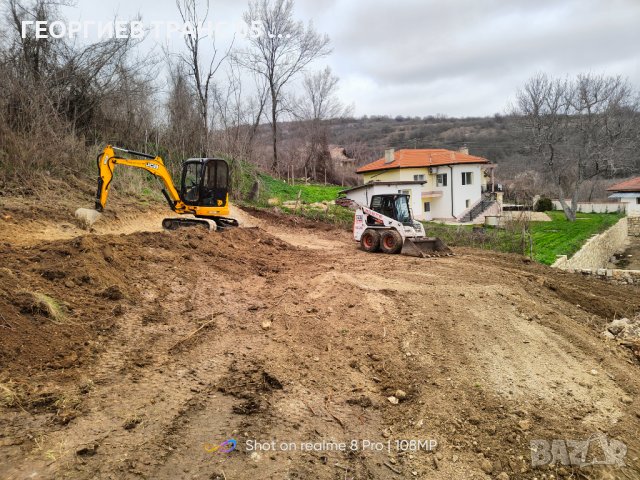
[529,211,623,265]
[423,221,528,256]
[257,174,343,204]
[242,173,352,228]
[284,203,354,229]
[422,211,624,265]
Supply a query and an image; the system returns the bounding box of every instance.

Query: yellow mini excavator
[94,145,238,231]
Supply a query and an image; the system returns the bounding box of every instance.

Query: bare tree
[237,0,330,172]
[165,63,202,165]
[175,0,233,155]
[294,66,349,181]
[298,66,348,121]
[212,60,268,160]
[514,72,639,221]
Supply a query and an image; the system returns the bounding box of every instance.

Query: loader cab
[180,158,229,207]
[369,194,413,225]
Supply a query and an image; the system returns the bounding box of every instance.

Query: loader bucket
[401,237,453,258]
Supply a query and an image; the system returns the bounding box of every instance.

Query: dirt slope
[1,204,640,480]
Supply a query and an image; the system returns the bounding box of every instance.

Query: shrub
[535,197,553,212]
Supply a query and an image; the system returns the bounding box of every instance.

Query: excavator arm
[95,145,182,212]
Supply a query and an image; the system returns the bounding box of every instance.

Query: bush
[535,197,553,212]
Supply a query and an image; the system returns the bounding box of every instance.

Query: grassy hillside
[530,211,623,265]
[258,174,343,204]
[243,172,353,228]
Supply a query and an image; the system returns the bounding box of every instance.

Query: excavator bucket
[401,237,453,258]
[75,208,102,229]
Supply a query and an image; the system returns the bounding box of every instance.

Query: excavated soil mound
[0,227,292,378]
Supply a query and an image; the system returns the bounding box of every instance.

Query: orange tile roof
[607,177,640,192]
[356,149,489,174]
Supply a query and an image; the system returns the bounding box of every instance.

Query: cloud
[325,0,640,115]
[65,0,640,117]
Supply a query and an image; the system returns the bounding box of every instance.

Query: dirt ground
[610,239,640,270]
[1,196,640,480]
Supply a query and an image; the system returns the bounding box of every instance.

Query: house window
[423,201,431,212]
[413,174,425,181]
[436,174,447,187]
[465,199,470,208]
[462,172,473,185]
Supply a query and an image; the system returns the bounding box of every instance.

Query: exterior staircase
[459,193,497,223]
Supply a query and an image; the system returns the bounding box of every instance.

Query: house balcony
[482,184,503,194]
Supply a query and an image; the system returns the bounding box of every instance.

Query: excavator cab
[180,158,229,208]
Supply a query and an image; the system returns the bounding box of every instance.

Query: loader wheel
[360,229,381,253]
[380,230,403,254]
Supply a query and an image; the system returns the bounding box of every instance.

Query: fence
[551,200,625,214]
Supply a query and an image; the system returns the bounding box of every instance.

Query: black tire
[380,229,403,254]
[360,229,381,253]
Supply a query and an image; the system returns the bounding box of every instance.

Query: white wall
[427,165,483,219]
[451,164,483,218]
[628,202,640,216]
[551,200,626,214]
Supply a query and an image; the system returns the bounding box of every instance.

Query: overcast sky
[63,0,640,117]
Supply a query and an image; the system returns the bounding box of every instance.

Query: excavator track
[162,217,217,231]
[211,217,240,229]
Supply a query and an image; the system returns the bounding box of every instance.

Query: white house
[607,177,640,216]
[342,148,499,222]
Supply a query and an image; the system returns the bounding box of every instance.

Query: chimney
[458,145,469,155]
[384,148,395,164]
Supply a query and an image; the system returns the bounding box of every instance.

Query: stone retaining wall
[559,267,640,285]
[552,218,628,270]
[629,216,640,237]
